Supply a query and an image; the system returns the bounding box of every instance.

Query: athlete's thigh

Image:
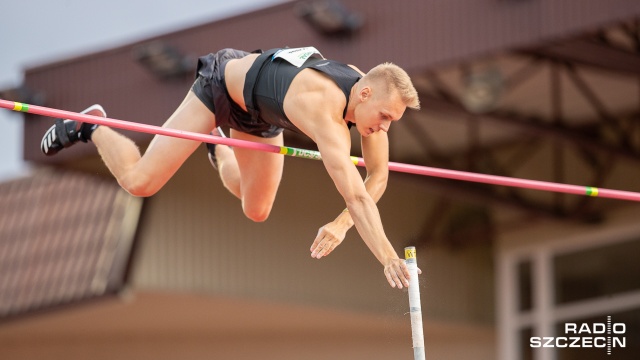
[230,129,284,205]
[134,91,216,188]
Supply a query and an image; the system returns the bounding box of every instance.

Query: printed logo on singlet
[273,47,324,67]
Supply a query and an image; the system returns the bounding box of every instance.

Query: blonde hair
[363,62,420,110]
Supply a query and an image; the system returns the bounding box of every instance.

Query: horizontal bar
[3,99,640,202]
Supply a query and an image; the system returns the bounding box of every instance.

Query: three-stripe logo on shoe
[41,128,57,154]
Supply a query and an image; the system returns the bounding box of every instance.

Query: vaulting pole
[405,246,425,360]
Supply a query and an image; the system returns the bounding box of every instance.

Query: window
[498,225,640,360]
[554,240,640,304]
[518,259,533,312]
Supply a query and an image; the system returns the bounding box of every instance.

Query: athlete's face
[353,85,406,137]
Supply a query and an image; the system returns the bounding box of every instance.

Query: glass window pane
[519,327,534,360]
[518,259,533,312]
[554,238,640,304]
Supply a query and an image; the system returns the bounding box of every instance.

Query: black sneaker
[40,104,106,156]
[206,126,226,170]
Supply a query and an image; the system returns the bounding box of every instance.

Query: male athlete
[41,47,421,289]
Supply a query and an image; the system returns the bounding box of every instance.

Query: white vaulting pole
[405,246,425,360]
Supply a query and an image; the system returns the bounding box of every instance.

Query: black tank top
[245,50,361,133]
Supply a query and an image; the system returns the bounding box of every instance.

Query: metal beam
[420,94,640,163]
[519,38,640,75]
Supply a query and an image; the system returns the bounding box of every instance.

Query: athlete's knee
[119,172,160,197]
[242,203,273,223]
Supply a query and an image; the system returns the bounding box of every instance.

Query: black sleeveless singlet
[243,48,361,134]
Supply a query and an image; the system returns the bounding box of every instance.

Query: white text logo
[530,316,626,356]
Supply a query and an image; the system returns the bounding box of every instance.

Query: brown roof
[0,169,142,321]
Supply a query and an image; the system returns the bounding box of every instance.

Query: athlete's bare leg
[213,129,284,222]
[92,91,216,196]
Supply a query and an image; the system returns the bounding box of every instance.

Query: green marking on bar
[12,102,29,112]
[280,147,294,156]
[586,187,599,197]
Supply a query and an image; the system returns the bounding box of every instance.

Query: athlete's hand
[384,259,422,289]
[310,221,348,259]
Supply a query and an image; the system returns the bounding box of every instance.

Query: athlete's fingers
[384,267,396,288]
[312,243,325,258]
[310,227,325,252]
[386,265,404,289]
[312,239,331,258]
[317,241,336,258]
[393,270,404,289]
[400,263,411,288]
[315,242,326,258]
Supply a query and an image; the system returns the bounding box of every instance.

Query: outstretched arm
[314,121,409,289]
[311,131,389,258]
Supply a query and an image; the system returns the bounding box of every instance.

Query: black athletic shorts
[191,48,283,138]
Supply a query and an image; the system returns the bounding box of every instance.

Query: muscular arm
[314,121,408,288]
[310,130,389,258]
[284,69,409,288]
[332,131,389,228]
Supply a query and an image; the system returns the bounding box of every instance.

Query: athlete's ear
[360,86,371,102]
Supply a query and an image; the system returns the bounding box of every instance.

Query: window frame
[497,222,640,360]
